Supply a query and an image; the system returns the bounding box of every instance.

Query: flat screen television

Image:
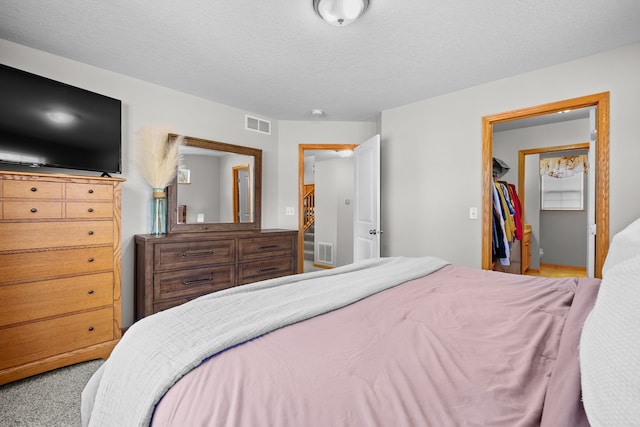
[0,64,122,174]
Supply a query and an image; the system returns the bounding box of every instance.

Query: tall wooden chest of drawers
[134,230,298,320]
[0,171,124,385]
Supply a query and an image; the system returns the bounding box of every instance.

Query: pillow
[601,216,640,275]
[580,217,640,426]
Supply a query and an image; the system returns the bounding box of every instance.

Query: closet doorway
[518,142,590,276]
[481,92,610,278]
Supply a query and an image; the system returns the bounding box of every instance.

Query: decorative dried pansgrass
[137,126,182,189]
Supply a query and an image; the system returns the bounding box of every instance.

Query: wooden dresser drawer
[0,307,114,371]
[154,239,235,270]
[66,183,113,200]
[0,221,113,251]
[0,246,113,285]
[238,256,295,285]
[238,235,295,261]
[65,201,113,218]
[3,201,63,219]
[2,180,62,199]
[154,265,235,301]
[0,273,114,327]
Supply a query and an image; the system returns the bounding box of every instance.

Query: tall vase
[151,188,167,235]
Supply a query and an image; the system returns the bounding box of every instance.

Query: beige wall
[381,43,640,267]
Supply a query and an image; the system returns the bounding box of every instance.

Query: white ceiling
[1,1,639,122]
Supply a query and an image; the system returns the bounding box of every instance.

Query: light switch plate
[285,207,295,216]
[469,207,478,220]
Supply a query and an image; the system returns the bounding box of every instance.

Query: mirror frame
[167,134,262,233]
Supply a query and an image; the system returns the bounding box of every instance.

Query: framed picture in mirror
[178,168,191,184]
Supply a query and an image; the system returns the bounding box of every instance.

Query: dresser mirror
[167,134,262,233]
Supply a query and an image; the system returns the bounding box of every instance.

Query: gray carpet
[0,359,104,427]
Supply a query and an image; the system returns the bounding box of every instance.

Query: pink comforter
[152,265,599,427]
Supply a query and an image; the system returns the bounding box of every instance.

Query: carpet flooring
[0,359,103,427]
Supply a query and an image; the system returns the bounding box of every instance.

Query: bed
[81,218,640,427]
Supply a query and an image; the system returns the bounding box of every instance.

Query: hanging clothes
[491,178,523,266]
[507,183,523,241]
[492,182,511,265]
[495,182,515,242]
[490,157,526,266]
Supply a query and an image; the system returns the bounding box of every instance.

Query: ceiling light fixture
[313,0,370,26]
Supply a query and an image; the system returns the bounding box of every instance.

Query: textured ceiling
[1,0,640,121]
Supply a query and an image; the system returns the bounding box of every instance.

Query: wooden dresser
[0,171,124,385]
[134,229,298,320]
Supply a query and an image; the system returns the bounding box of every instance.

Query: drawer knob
[30,208,38,213]
[88,289,94,294]
[88,189,94,194]
[88,257,95,262]
[88,208,94,213]
[257,267,278,273]
[31,187,37,192]
[88,326,94,332]
[88,230,94,235]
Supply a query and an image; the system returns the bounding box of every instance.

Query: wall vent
[317,242,334,265]
[245,115,271,135]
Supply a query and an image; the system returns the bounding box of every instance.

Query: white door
[586,108,597,277]
[354,134,381,261]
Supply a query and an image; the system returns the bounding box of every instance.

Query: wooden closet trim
[482,92,610,278]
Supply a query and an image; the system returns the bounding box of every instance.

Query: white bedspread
[82,256,449,427]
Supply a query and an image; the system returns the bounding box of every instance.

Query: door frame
[232,164,250,223]
[298,144,358,273]
[518,142,590,273]
[482,92,610,278]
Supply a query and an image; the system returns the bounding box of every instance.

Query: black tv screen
[0,64,122,174]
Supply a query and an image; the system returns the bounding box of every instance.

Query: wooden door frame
[298,144,358,273]
[232,164,250,223]
[482,92,610,278]
[517,142,590,273]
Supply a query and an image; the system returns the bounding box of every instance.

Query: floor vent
[245,115,271,135]
[317,242,333,265]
